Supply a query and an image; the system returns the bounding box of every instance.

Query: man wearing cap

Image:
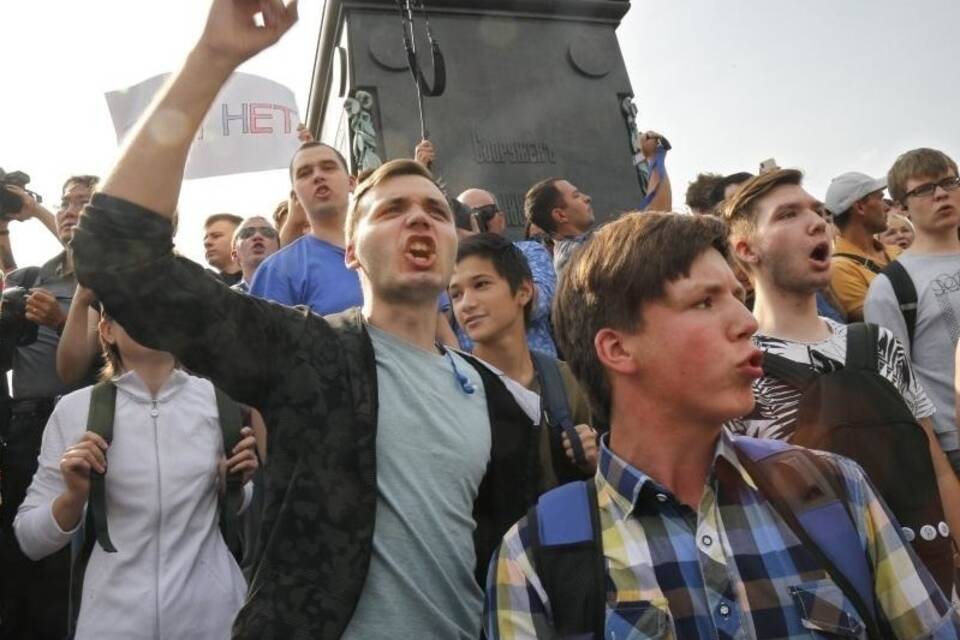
[826,171,899,321]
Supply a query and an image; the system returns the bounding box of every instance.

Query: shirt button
[150,408,159,418]
[902,527,916,542]
[655,493,668,503]
[719,603,731,618]
[701,534,713,547]
[921,525,937,541]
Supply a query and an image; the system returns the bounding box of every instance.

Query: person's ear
[595,328,641,377]
[347,175,358,193]
[551,207,568,229]
[516,279,534,307]
[344,241,360,271]
[98,316,115,346]
[733,235,759,268]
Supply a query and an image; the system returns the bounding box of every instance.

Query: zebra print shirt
[728,318,935,440]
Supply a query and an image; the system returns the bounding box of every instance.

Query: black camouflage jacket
[72,193,541,640]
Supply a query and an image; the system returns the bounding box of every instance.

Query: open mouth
[314,186,331,199]
[738,349,765,379]
[404,236,437,268]
[809,241,831,264]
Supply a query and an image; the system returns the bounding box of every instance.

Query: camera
[0,287,38,347]
[0,169,42,220]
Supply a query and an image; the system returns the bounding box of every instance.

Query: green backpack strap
[86,380,118,553]
[215,387,244,559]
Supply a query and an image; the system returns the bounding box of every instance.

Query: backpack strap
[881,261,918,347]
[86,381,118,553]
[833,253,883,274]
[215,387,245,560]
[732,437,889,639]
[18,265,42,290]
[529,479,605,639]
[760,352,820,391]
[530,351,586,467]
[845,323,880,373]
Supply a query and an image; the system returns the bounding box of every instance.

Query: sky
[1,0,958,269]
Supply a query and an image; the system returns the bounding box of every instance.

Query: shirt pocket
[604,599,674,639]
[790,579,868,639]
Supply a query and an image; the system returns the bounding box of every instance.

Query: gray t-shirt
[865,253,960,452]
[341,325,491,639]
[7,253,87,399]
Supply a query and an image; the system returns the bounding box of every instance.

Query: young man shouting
[485,212,958,638]
[70,2,546,638]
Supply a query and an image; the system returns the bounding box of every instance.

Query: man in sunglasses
[866,148,960,472]
[230,216,280,294]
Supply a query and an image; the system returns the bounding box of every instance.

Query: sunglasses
[237,226,278,240]
[470,204,500,222]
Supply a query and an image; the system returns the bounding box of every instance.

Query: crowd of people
[1,1,960,639]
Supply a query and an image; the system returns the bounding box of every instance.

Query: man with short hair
[449,233,596,487]
[203,212,243,285]
[723,169,960,581]
[524,177,594,274]
[230,216,280,293]
[485,211,960,639]
[70,3,549,637]
[249,141,363,314]
[0,174,101,640]
[866,148,960,472]
[456,188,558,356]
[685,171,724,215]
[825,171,898,321]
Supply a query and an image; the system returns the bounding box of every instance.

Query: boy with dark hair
[866,148,960,471]
[449,233,597,488]
[485,210,959,639]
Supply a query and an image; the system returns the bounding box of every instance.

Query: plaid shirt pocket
[604,599,673,639]
[789,580,867,638]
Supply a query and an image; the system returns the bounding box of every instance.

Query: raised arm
[56,285,101,385]
[99,0,298,215]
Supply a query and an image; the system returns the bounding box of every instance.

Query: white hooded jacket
[15,369,248,640]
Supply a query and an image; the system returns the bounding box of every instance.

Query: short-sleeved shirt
[865,252,960,453]
[7,253,91,399]
[728,318,934,441]
[341,325,490,639]
[829,236,899,321]
[248,234,362,315]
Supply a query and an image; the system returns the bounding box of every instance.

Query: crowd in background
[2,1,960,639]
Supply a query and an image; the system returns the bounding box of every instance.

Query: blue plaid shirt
[486,431,960,639]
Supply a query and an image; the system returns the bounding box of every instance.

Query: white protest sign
[105,72,301,179]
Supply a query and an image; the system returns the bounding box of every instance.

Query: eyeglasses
[238,226,278,240]
[903,176,960,201]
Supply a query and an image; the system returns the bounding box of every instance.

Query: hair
[61,174,99,197]
[709,171,755,209]
[685,172,724,213]
[553,212,730,421]
[455,233,535,325]
[524,178,565,234]
[887,148,959,204]
[344,159,442,246]
[204,213,243,230]
[722,169,804,242]
[288,141,350,182]
[98,313,124,382]
[272,199,289,229]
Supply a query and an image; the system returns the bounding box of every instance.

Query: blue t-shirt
[249,235,363,315]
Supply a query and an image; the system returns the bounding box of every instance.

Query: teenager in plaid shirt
[485,212,959,639]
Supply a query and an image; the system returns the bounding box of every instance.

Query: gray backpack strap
[86,381,118,553]
[215,387,244,559]
[530,351,586,467]
[881,261,918,347]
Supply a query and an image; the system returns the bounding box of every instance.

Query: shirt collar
[596,429,758,516]
[834,235,897,260]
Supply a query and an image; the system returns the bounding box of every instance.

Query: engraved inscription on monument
[473,130,557,165]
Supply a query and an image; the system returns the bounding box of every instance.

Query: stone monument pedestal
[306,0,641,230]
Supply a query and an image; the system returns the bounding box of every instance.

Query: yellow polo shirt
[829,236,900,321]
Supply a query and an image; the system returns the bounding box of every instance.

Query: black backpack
[530,350,588,468]
[762,322,954,595]
[67,380,245,638]
[881,261,918,346]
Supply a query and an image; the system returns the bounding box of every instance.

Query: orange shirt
[829,236,900,321]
